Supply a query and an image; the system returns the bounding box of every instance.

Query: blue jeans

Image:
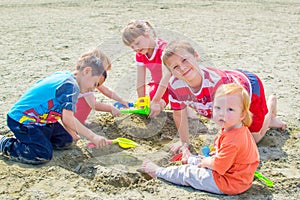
[3,115,73,164]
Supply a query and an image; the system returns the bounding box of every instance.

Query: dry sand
[0,0,299,199]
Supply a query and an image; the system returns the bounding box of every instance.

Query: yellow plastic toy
[114,96,150,115]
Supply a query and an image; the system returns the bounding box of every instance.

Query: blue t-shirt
[8,71,80,126]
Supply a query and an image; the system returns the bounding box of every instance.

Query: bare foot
[169,141,182,154]
[270,117,286,130]
[141,159,159,178]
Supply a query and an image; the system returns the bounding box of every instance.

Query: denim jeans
[3,115,73,164]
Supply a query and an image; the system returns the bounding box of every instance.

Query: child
[141,83,260,195]
[74,48,129,125]
[121,20,170,113]
[0,55,109,164]
[161,40,286,154]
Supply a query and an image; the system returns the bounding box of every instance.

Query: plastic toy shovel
[114,96,150,115]
[254,171,274,187]
[119,106,150,115]
[87,137,139,149]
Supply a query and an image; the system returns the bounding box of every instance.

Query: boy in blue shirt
[0,54,109,164]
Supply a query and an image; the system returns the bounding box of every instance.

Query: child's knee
[13,149,53,165]
[31,147,53,164]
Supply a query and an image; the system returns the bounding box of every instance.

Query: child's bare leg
[252,95,286,143]
[141,159,160,178]
[268,95,286,130]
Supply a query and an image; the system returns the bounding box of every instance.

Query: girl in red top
[121,20,169,111]
[140,83,259,195]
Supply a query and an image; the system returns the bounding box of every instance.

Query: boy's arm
[136,66,146,98]
[172,108,190,153]
[61,109,108,148]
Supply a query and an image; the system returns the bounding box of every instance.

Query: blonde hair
[214,83,253,127]
[121,20,157,46]
[162,40,195,70]
[79,48,112,71]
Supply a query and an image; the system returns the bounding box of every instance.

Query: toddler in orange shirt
[141,83,259,195]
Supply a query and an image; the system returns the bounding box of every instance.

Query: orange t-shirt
[212,126,259,195]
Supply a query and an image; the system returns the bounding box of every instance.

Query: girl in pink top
[121,20,170,112]
[74,49,129,124]
[140,83,259,195]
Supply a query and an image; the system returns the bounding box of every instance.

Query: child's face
[213,93,245,131]
[130,34,153,55]
[77,67,101,93]
[165,49,201,84]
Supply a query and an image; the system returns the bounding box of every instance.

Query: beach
[0,0,299,199]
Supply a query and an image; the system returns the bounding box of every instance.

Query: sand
[0,0,299,199]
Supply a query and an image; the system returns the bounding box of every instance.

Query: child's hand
[111,107,121,116]
[209,151,216,157]
[199,157,213,169]
[119,99,130,108]
[91,135,108,148]
[180,143,192,164]
[149,102,163,118]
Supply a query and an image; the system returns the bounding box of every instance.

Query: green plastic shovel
[254,171,274,187]
[87,137,139,149]
[115,96,150,115]
[119,106,150,115]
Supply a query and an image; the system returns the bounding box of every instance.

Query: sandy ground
[0,0,299,199]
